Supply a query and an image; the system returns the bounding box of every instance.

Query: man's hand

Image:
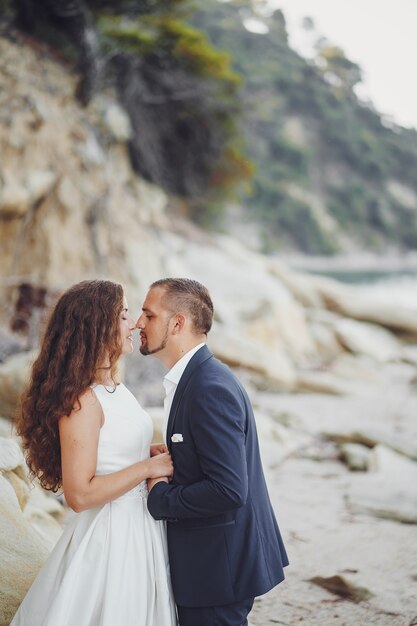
[148,476,169,492]
[150,443,168,457]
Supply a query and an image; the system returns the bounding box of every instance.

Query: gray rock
[334,318,402,363]
[315,278,417,336]
[0,327,27,363]
[0,170,30,217]
[325,428,417,462]
[209,324,295,390]
[25,170,57,205]
[104,103,133,142]
[340,443,371,471]
[356,429,417,462]
[0,417,13,438]
[78,130,105,166]
[0,437,24,471]
[347,474,417,523]
[295,371,358,395]
[0,169,56,218]
[368,444,417,473]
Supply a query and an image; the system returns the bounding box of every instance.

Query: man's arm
[147,382,248,520]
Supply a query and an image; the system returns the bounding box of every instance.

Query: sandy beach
[248,361,417,625]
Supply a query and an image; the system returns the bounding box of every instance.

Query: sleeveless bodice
[93,383,153,471]
[93,383,154,500]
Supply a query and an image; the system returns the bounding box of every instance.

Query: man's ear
[173,314,185,333]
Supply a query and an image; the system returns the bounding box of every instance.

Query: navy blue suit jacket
[147,345,289,608]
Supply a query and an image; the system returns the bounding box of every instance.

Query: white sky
[269,0,417,129]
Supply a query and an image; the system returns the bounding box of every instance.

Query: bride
[11,279,177,626]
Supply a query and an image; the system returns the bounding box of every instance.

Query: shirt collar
[164,343,205,387]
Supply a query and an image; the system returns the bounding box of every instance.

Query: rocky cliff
[0,35,169,315]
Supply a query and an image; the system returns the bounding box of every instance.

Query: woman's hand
[150,442,168,456]
[147,451,173,479]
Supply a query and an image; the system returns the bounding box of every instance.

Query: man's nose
[135,316,144,330]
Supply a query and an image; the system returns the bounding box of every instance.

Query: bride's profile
[11,279,177,626]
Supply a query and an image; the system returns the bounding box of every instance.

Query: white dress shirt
[162,343,205,445]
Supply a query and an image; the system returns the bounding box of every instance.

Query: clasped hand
[148,443,173,492]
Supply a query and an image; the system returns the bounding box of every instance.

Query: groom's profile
[136,278,288,626]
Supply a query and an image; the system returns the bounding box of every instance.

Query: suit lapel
[166,345,213,448]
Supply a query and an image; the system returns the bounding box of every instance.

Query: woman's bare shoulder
[60,386,103,425]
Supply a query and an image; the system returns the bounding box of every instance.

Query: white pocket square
[171,433,184,443]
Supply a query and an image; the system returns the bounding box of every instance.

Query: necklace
[92,379,118,393]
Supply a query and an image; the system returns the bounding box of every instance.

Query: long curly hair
[15,279,125,492]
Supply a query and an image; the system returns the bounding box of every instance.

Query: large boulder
[343,438,417,524]
[209,324,295,390]
[340,443,371,471]
[325,428,417,462]
[0,438,29,509]
[334,318,402,363]
[0,475,50,626]
[347,428,417,461]
[0,417,13,438]
[0,437,64,624]
[346,473,417,524]
[314,277,417,336]
[368,443,417,473]
[295,370,360,395]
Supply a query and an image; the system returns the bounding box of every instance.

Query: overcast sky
[270,0,417,129]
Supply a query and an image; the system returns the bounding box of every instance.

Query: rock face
[0,37,169,326]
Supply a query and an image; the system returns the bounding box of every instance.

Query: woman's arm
[59,388,173,512]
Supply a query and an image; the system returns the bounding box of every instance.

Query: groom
[136,278,288,626]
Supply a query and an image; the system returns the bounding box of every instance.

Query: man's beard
[140,323,169,356]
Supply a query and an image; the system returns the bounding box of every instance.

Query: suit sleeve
[147,381,248,521]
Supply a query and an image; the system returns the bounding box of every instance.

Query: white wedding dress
[11,383,177,626]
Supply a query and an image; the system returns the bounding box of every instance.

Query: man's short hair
[151,278,214,334]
